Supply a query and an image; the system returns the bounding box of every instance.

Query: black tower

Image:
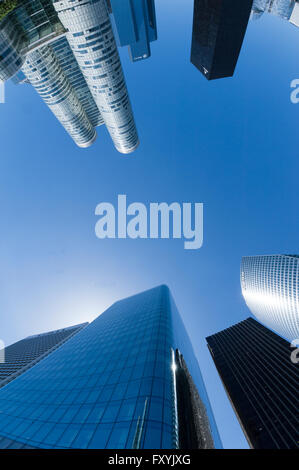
[206,317,299,449]
[191,0,254,80]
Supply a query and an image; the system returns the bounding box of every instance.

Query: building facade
[0,285,221,449]
[241,255,299,342]
[0,323,87,387]
[190,0,298,81]
[251,0,299,26]
[190,0,254,80]
[109,0,157,62]
[0,0,139,152]
[207,317,299,449]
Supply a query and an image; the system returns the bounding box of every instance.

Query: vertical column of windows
[53,0,139,153]
[22,44,97,147]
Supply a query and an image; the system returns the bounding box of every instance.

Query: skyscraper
[0,323,88,388]
[206,317,299,449]
[109,0,157,62]
[241,255,299,342]
[0,285,221,449]
[190,0,254,80]
[251,0,299,27]
[0,0,139,152]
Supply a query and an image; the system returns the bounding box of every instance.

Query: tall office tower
[0,0,138,152]
[0,285,221,449]
[251,0,299,27]
[53,0,139,153]
[109,0,157,62]
[206,318,299,449]
[0,323,87,388]
[241,255,299,342]
[22,46,97,147]
[52,37,104,129]
[190,0,253,80]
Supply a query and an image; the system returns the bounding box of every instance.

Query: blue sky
[0,0,298,449]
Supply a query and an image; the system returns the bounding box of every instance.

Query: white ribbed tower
[53,0,139,154]
[22,45,97,147]
[241,255,299,342]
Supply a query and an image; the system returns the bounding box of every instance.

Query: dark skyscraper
[0,286,221,449]
[190,0,253,80]
[0,323,87,388]
[206,317,299,449]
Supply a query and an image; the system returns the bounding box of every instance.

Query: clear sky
[0,0,298,449]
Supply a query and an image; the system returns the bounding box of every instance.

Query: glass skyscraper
[0,285,221,449]
[0,0,139,152]
[241,255,299,342]
[109,0,157,62]
[0,323,87,388]
[190,0,254,80]
[206,317,299,449]
[190,0,298,81]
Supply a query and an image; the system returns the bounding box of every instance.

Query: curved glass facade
[53,0,139,154]
[241,255,299,342]
[0,17,25,81]
[22,45,97,147]
[0,0,138,151]
[52,36,104,128]
[0,285,221,449]
[0,0,65,81]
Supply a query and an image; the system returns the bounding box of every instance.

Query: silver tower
[241,255,299,342]
[22,45,97,147]
[0,0,139,152]
[53,0,139,153]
